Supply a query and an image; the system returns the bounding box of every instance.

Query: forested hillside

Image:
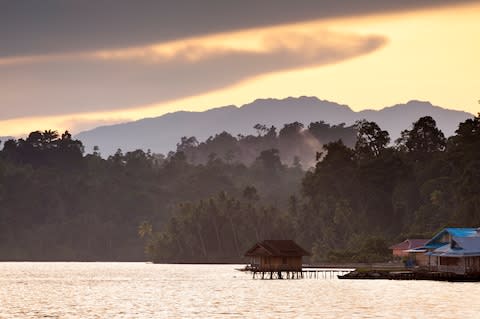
[0,115,478,262]
[141,115,480,263]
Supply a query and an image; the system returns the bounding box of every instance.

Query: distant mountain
[76,97,473,155]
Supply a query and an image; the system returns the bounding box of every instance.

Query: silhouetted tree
[354,120,390,158]
[396,116,446,154]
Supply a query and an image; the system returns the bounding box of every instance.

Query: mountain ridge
[75,97,473,155]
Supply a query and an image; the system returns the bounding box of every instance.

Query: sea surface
[0,262,479,318]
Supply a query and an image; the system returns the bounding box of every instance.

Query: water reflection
[0,263,479,318]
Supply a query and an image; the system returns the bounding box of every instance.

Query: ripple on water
[0,262,479,318]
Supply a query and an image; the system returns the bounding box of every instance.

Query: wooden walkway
[303,269,351,279]
[251,269,352,280]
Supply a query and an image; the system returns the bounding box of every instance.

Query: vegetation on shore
[0,115,478,262]
[141,115,480,263]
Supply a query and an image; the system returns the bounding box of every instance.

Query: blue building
[424,228,480,274]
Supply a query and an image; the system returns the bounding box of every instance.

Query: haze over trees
[0,114,478,263]
[0,128,304,260]
[176,121,356,167]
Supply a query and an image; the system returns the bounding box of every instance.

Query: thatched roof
[244,240,311,257]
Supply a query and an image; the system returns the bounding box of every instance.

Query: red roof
[244,240,311,257]
[389,239,429,250]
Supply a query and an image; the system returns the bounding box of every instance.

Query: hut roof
[389,239,429,250]
[428,236,480,257]
[244,240,311,257]
[424,227,480,249]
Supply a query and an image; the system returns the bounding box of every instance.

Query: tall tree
[354,120,390,158]
[396,116,446,154]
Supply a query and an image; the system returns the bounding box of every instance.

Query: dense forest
[0,115,478,263]
[0,121,348,260]
[141,115,480,263]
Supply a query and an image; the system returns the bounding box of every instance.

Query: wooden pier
[250,268,352,280]
[303,269,352,279]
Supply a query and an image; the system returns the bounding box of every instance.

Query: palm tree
[138,221,153,239]
[43,130,59,144]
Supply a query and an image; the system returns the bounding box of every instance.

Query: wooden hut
[244,240,310,272]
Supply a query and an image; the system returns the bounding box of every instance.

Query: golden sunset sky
[1,1,479,137]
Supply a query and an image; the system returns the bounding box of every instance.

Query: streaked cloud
[0,1,478,137]
[0,24,386,120]
[1,0,472,58]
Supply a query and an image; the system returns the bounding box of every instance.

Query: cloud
[0,26,386,120]
[1,0,473,58]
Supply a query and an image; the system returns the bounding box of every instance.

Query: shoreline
[339,269,480,282]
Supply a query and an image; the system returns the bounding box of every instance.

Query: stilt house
[244,240,311,272]
[425,228,480,274]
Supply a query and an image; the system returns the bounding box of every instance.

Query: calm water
[0,263,479,318]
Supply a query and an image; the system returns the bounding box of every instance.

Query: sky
[1,0,479,137]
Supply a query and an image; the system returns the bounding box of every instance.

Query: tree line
[0,129,303,260]
[140,115,480,263]
[0,114,478,262]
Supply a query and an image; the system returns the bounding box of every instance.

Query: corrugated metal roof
[430,236,480,257]
[405,248,427,253]
[424,228,479,249]
[389,239,429,250]
[446,228,479,237]
[389,241,410,250]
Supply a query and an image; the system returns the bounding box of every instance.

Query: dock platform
[338,270,480,282]
[247,267,352,280]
